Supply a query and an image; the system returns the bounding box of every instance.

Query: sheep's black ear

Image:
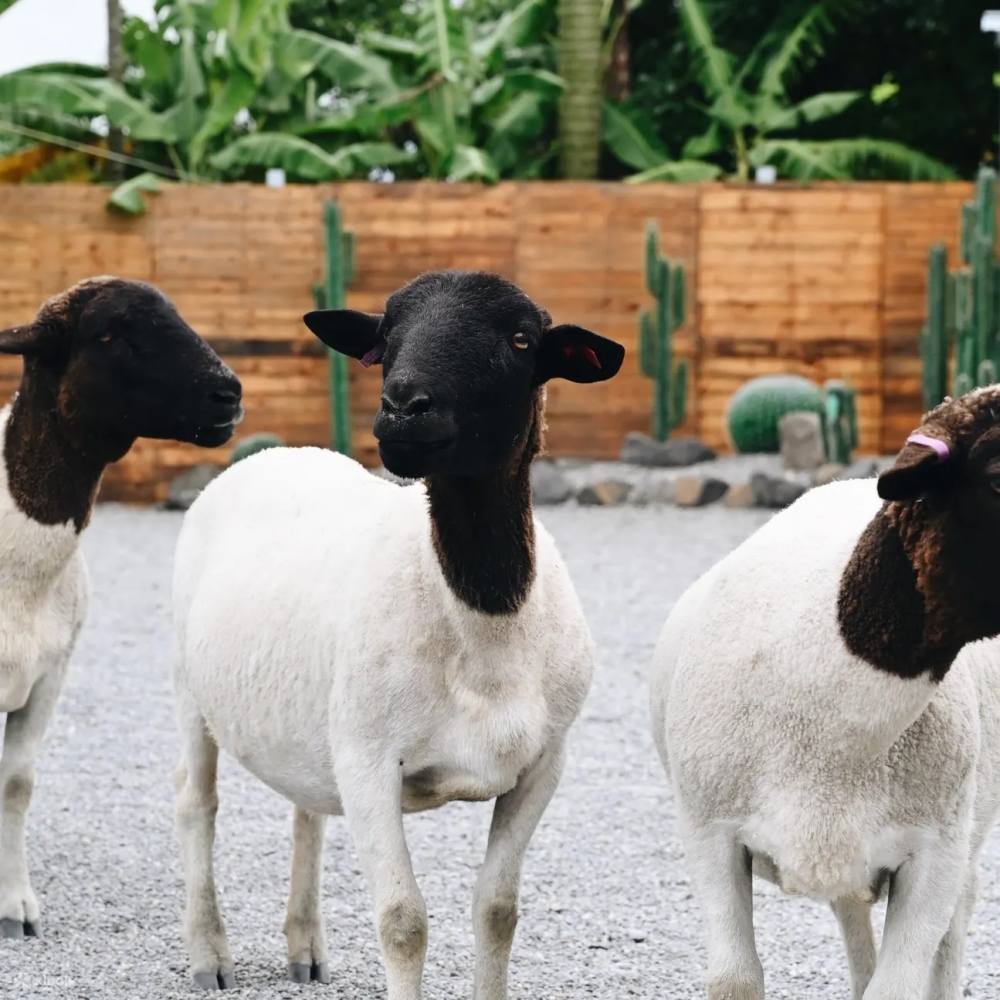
[535,325,625,384]
[877,436,955,501]
[303,310,384,366]
[0,325,40,356]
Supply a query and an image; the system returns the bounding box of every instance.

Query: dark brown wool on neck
[425,393,543,616]
[838,497,1000,682]
[4,366,116,532]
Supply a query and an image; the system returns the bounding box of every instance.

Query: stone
[164,463,221,511]
[812,462,847,487]
[628,476,675,505]
[750,472,808,510]
[577,480,631,506]
[778,411,825,471]
[673,476,728,507]
[531,459,573,504]
[723,482,754,508]
[840,458,880,480]
[619,432,716,468]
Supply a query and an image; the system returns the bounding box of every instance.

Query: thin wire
[0,118,181,179]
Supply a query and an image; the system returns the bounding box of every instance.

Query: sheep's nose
[381,381,433,417]
[210,387,241,406]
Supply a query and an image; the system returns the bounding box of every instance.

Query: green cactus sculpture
[922,166,1000,408]
[823,380,858,465]
[726,375,825,454]
[313,200,357,455]
[229,432,284,465]
[639,221,688,440]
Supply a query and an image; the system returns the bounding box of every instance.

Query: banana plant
[0,0,413,210]
[607,0,956,182]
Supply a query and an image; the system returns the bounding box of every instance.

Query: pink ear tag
[563,344,602,369]
[360,340,386,368]
[906,433,950,462]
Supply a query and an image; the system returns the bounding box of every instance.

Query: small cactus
[823,380,858,465]
[639,221,688,440]
[230,432,285,465]
[726,375,825,454]
[316,200,356,456]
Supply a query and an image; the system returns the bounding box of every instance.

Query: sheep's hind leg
[831,898,876,1000]
[472,743,566,1000]
[0,664,67,939]
[284,806,331,984]
[175,694,235,991]
[683,827,764,1000]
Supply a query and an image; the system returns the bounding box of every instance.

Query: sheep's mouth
[378,435,455,477]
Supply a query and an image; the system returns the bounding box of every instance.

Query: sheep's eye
[97,332,114,344]
[990,475,1000,494]
[512,332,530,350]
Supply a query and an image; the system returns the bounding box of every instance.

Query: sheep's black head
[0,277,243,459]
[304,270,625,479]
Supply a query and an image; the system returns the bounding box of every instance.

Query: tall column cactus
[313,200,356,455]
[639,221,688,441]
[922,166,1000,407]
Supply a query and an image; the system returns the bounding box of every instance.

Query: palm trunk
[558,0,603,179]
[107,0,125,181]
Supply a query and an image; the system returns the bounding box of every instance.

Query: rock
[620,432,716,468]
[778,411,825,471]
[723,482,754,508]
[840,458,880,480]
[750,472,808,510]
[812,462,847,487]
[531,459,573,504]
[628,476,675,506]
[673,476,728,507]
[577,480,631,506]
[164,463,221,511]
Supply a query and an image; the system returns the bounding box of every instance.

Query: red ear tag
[562,344,602,369]
[360,340,386,368]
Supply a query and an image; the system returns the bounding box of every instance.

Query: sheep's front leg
[683,827,764,1000]
[863,837,968,1000]
[284,806,331,984]
[831,898,876,1000]
[925,865,979,1000]
[473,743,566,1000]
[0,663,67,939]
[336,747,426,1000]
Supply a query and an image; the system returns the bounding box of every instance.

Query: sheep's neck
[4,367,113,532]
[837,501,1000,683]
[425,401,541,616]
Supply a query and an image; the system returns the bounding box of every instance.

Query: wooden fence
[0,181,973,501]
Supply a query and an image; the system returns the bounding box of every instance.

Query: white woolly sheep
[0,277,242,939]
[650,387,1000,1000]
[170,270,625,996]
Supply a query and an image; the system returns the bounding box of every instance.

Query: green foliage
[230,432,285,464]
[106,172,162,214]
[639,221,688,440]
[611,0,955,182]
[726,375,825,454]
[922,167,1000,409]
[0,0,22,15]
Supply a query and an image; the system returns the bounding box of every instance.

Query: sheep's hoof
[288,961,330,984]
[0,918,39,939]
[193,970,236,990]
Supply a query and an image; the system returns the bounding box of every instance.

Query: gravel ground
[2,504,998,999]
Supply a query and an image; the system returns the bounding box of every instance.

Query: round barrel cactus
[229,432,285,466]
[726,375,825,454]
